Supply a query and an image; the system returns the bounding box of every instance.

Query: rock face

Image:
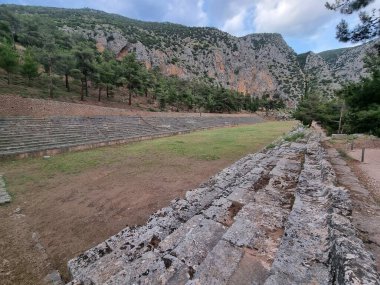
[57,9,374,104]
[66,129,380,284]
[7,6,375,104]
[298,42,376,97]
[63,23,305,104]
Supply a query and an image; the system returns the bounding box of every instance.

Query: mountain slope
[298,42,375,96]
[1,4,375,104]
[56,8,305,103]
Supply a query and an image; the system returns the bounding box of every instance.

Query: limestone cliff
[6,5,374,104]
[62,23,305,104]
[298,42,376,97]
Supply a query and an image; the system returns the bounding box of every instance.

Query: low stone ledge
[0,174,11,205]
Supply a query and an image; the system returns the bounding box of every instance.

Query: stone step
[104,216,227,285]
[0,133,172,156]
[190,153,303,285]
[0,124,159,136]
[0,115,264,158]
[66,135,307,284]
[0,125,161,136]
[264,133,379,284]
[0,130,159,148]
[0,129,185,147]
[66,147,282,284]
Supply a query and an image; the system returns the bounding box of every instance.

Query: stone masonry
[0,174,11,205]
[0,115,263,159]
[66,129,380,285]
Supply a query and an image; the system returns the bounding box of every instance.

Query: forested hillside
[0,4,375,112]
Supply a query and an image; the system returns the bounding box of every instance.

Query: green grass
[0,121,297,190]
[284,132,305,142]
[110,121,297,161]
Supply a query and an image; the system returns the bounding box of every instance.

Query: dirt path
[324,144,380,272]
[348,148,380,194]
[311,122,380,271]
[0,155,230,284]
[0,94,258,118]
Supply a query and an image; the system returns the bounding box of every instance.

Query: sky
[1,0,379,53]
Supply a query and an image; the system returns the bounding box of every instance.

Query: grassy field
[0,120,297,284]
[1,121,297,191]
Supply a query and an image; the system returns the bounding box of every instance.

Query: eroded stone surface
[67,129,380,285]
[0,174,11,205]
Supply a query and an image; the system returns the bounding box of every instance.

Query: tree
[140,68,154,98]
[336,65,380,135]
[20,49,39,85]
[0,7,20,47]
[118,53,143,106]
[99,59,117,98]
[74,43,96,101]
[326,0,379,42]
[324,1,380,136]
[154,78,168,110]
[55,50,76,92]
[293,93,324,127]
[0,40,18,84]
[36,34,60,98]
[0,21,13,43]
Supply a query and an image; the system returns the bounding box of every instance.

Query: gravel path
[348,148,380,189]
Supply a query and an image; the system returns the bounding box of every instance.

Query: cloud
[83,0,208,27]
[3,0,209,26]
[221,9,247,35]
[253,0,336,37]
[164,0,208,26]
[2,0,379,52]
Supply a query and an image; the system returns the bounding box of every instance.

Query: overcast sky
[1,0,379,53]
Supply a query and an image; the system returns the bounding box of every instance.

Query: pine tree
[20,49,39,85]
[0,40,18,84]
[326,0,379,42]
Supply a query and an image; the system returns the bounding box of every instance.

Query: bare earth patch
[323,134,380,272]
[348,148,380,200]
[0,94,257,118]
[0,156,227,284]
[0,122,296,284]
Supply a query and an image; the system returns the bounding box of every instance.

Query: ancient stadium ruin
[66,129,380,285]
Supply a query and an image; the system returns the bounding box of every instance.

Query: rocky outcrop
[299,42,376,97]
[5,6,375,105]
[66,129,380,284]
[62,23,305,104]
[298,52,341,97]
[59,11,375,105]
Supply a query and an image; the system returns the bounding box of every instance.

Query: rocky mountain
[2,5,376,104]
[60,17,305,105]
[298,43,375,97]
